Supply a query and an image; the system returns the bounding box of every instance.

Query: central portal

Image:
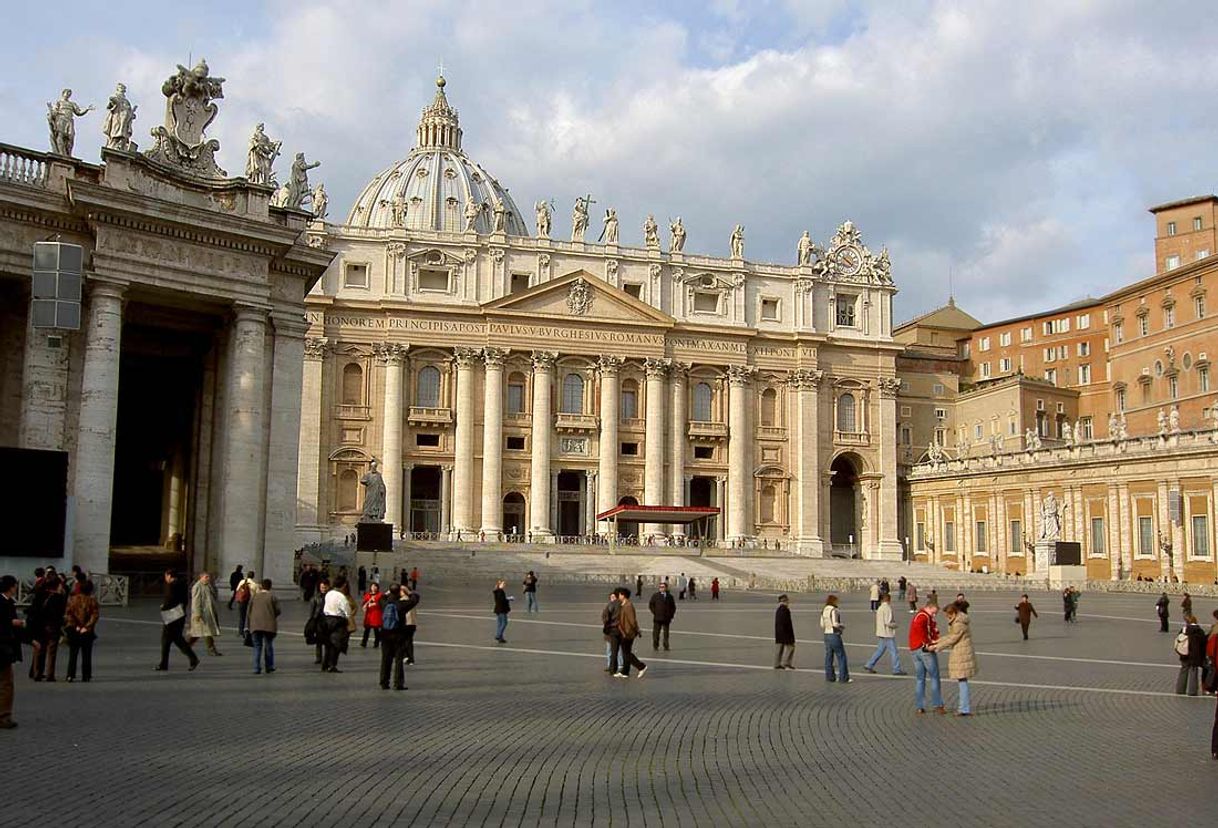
[556,470,585,539]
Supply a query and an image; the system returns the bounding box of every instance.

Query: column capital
[726,364,757,387]
[644,357,672,379]
[531,350,559,372]
[232,304,270,325]
[303,337,329,361]
[482,346,510,369]
[877,376,901,398]
[597,355,624,376]
[785,368,824,389]
[374,341,409,366]
[442,464,454,473]
[87,279,128,301]
[453,346,481,368]
[669,361,690,381]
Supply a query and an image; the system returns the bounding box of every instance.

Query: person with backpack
[1155,593,1170,632]
[227,564,243,610]
[378,584,418,690]
[1175,614,1207,696]
[234,570,260,637]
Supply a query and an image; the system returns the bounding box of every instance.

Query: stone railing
[407,406,453,425]
[333,404,372,420]
[1084,579,1218,598]
[687,421,728,440]
[15,574,129,607]
[0,143,49,187]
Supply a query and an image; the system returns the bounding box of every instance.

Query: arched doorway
[830,455,859,556]
[502,492,525,540]
[617,495,639,540]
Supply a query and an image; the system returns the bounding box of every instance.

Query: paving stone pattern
[3,583,1216,826]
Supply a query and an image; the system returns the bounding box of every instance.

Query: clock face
[836,244,863,275]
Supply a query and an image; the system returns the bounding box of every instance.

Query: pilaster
[451,346,480,536]
[529,351,557,539]
[480,347,509,538]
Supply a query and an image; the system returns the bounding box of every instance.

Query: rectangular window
[1042,321,1052,336]
[979,336,991,352]
[506,383,525,414]
[1192,513,1210,558]
[1137,515,1154,557]
[1078,364,1091,384]
[934,427,946,445]
[1165,306,1175,328]
[506,436,526,451]
[1077,314,1090,329]
[1114,321,1124,343]
[933,383,945,395]
[624,283,643,300]
[900,405,912,417]
[620,389,638,420]
[1044,368,1057,385]
[1169,375,1179,399]
[693,291,720,313]
[1090,517,1106,557]
[1036,399,1045,411]
[1077,341,1090,357]
[1081,416,1093,439]
[975,521,987,554]
[916,522,926,551]
[1139,316,1149,336]
[1009,419,1017,435]
[510,272,531,294]
[1056,402,1065,414]
[974,423,983,440]
[415,433,440,447]
[1021,326,1033,342]
[980,362,991,378]
[1116,388,1126,411]
[943,521,956,553]
[1167,220,1177,236]
[1009,519,1022,554]
[999,332,1011,347]
[1058,345,1069,359]
[934,407,947,420]
[1196,295,1206,319]
[999,357,1011,372]
[1165,254,1181,270]
[1200,366,1210,392]
[760,298,780,321]
[620,442,639,456]
[344,262,369,288]
[1044,347,1055,363]
[1197,250,1210,261]
[418,269,450,291]
[835,296,857,327]
[960,342,970,358]
[901,425,912,445]
[693,445,714,460]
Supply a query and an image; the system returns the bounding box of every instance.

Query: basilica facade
[299,77,903,558]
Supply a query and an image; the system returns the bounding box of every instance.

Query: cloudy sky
[3,0,1214,323]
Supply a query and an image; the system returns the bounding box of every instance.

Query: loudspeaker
[357,522,393,552]
[1054,541,1082,566]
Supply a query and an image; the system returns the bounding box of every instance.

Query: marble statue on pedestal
[312,183,328,219]
[1061,421,1072,444]
[797,230,815,265]
[600,208,619,243]
[643,214,659,248]
[729,224,745,259]
[493,199,507,232]
[571,195,593,242]
[1038,492,1062,541]
[244,123,281,185]
[46,89,93,156]
[360,460,386,523]
[535,200,552,238]
[284,152,320,210]
[101,84,136,152]
[145,60,227,178]
[669,217,686,252]
[390,194,407,228]
[464,199,482,232]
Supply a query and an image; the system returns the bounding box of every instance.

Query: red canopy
[595,505,720,524]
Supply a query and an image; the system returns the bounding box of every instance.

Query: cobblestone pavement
[3,583,1216,826]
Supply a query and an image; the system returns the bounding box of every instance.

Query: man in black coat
[648,582,677,651]
[493,580,511,643]
[156,570,199,672]
[1155,592,1170,632]
[0,574,25,728]
[1175,614,1207,696]
[228,564,243,609]
[774,594,795,670]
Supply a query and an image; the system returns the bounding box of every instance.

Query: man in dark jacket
[306,578,330,664]
[1156,593,1170,632]
[493,580,511,643]
[32,576,66,681]
[774,594,795,669]
[228,564,243,609]
[379,584,420,691]
[156,570,199,672]
[0,574,25,728]
[648,582,676,651]
[601,592,620,672]
[1175,614,1207,696]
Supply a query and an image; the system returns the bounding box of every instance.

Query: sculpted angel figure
[669,217,686,253]
[101,83,136,152]
[47,89,93,156]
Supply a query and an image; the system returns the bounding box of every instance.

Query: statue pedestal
[1048,565,1087,590]
[1033,540,1056,574]
[357,522,394,552]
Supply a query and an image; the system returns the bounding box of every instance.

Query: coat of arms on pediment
[566,278,594,316]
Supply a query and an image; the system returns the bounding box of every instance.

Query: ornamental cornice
[89,209,282,258]
[0,204,89,236]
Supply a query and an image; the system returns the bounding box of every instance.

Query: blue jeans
[823,633,849,681]
[864,637,902,673]
[252,631,275,673]
[956,679,971,714]
[912,649,944,710]
[495,613,509,640]
[526,592,539,613]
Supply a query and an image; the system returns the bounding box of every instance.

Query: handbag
[243,630,254,648]
[160,605,185,625]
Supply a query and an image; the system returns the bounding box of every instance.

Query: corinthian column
[295,337,327,542]
[480,347,509,538]
[669,362,689,537]
[377,342,408,529]
[875,376,904,560]
[643,357,670,536]
[529,351,558,539]
[451,346,480,537]
[789,368,825,556]
[262,312,308,583]
[726,364,757,542]
[74,281,126,574]
[597,355,623,533]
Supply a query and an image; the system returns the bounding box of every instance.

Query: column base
[868,540,905,561]
[294,525,325,546]
[791,537,826,557]
[479,528,503,542]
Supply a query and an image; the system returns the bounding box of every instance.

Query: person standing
[820,595,850,683]
[409,566,420,591]
[906,583,918,614]
[234,570,261,637]
[688,577,697,601]
[156,570,199,672]
[523,571,540,613]
[1181,592,1194,620]
[1156,592,1170,632]
[0,575,24,728]
[188,572,223,657]
[774,594,796,670]
[493,580,511,643]
[648,581,676,651]
[909,601,945,714]
[321,574,352,672]
[863,593,904,675]
[678,573,688,600]
[930,601,977,716]
[360,583,383,648]
[228,564,244,609]
[31,575,66,681]
[610,588,647,679]
[247,579,280,675]
[307,578,330,665]
[64,580,99,682]
[601,591,620,672]
[378,584,402,689]
[635,574,644,599]
[897,576,907,602]
[401,585,419,666]
[711,578,720,600]
[1175,614,1207,696]
[1014,594,1038,641]
[357,565,368,596]
[868,581,881,612]
[299,565,317,602]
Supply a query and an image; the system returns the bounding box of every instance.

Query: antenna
[948,264,954,301]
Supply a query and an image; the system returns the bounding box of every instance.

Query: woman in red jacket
[360,583,384,648]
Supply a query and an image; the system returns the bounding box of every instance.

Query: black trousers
[160,619,198,669]
[361,626,381,647]
[321,618,345,670]
[1159,615,1169,632]
[403,625,416,663]
[652,621,670,649]
[1020,621,1030,640]
[379,632,405,688]
[66,631,94,681]
[610,634,646,676]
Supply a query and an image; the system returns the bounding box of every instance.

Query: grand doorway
[689,476,715,538]
[502,492,525,538]
[830,455,859,555]
[409,466,441,535]
[556,470,585,538]
[616,495,639,539]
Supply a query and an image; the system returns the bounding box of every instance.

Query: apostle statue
[797,230,815,265]
[46,89,93,157]
[464,198,482,232]
[669,217,686,253]
[571,195,593,242]
[101,83,136,152]
[1072,419,1083,445]
[390,193,407,228]
[600,208,619,243]
[312,183,328,219]
[729,224,745,259]
[643,214,660,248]
[535,199,552,238]
[285,152,320,210]
[244,123,281,185]
[1061,421,1072,444]
[359,460,386,523]
[1038,492,1062,541]
[493,199,507,232]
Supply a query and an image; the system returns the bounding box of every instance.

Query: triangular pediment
[484,270,674,326]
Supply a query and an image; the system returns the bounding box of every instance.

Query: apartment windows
[1114,321,1124,343]
[1194,216,1203,232]
[1058,345,1069,360]
[974,423,983,440]
[999,357,1011,373]
[1056,402,1065,414]
[933,383,945,395]
[1169,375,1179,399]
[979,336,991,352]
[1116,388,1126,411]
[960,342,970,358]
[934,427,946,445]
[1200,366,1210,392]
[980,362,991,378]
[1077,341,1090,357]
[1077,314,1090,329]
[900,404,912,417]
[1138,315,1149,337]
[1167,220,1177,236]
[1078,364,1091,384]
[1164,305,1175,329]
[1044,368,1057,385]
[1020,326,1033,342]
[934,407,947,420]
[1165,254,1181,270]
[1043,347,1055,363]
[1197,250,1210,261]
[900,425,912,445]
[1080,416,1093,439]
[999,332,1011,347]
[1197,295,1207,319]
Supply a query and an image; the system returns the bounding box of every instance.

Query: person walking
[299,565,317,602]
[234,570,261,637]
[688,577,697,601]
[678,573,688,600]
[31,575,66,681]
[897,576,907,602]
[188,572,223,657]
[320,574,352,672]
[868,581,881,612]
[227,564,243,609]
[648,581,676,651]
[601,591,620,672]
[306,578,330,665]
[909,601,945,714]
[409,567,420,591]
[247,579,280,675]
[493,580,511,643]
[523,571,540,613]
[1175,614,1207,696]
[863,592,905,675]
[774,594,796,669]
[156,570,199,672]
[0,575,25,729]
[930,601,978,716]
[360,583,383,648]
[610,588,647,679]
[1015,594,1038,640]
[1156,592,1170,632]
[635,574,644,599]
[711,578,720,600]
[906,583,918,614]
[64,580,99,682]
[820,595,850,683]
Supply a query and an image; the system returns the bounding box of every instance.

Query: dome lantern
[416,75,462,152]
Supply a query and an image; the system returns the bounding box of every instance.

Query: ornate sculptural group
[145,59,228,178]
[244,122,281,186]
[46,89,93,156]
[101,84,136,152]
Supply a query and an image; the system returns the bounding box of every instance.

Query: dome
[345,76,529,236]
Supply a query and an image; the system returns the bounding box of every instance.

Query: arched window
[693,382,713,422]
[837,393,856,432]
[416,365,440,408]
[760,484,777,523]
[620,379,639,420]
[506,372,527,414]
[341,363,364,405]
[561,373,584,414]
[337,469,359,512]
[760,387,777,426]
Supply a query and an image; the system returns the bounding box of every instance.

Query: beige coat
[932,612,978,679]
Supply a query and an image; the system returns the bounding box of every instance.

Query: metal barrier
[15,573,129,607]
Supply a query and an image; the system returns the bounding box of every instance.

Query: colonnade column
[73,281,126,574]
[295,337,328,542]
[480,347,508,539]
[715,476,727,541]
[378,342,407,530]
[451,347,480,537]
[787,369,824,555]
[529,351,557,539]
[585,471,598,535]
[643,357,670,536]
[439,465,452,536]
[668,362,689,537]
[596,356,623,534]
[726,364,756,543]
[217,305,268,578]
[262,312,309,583]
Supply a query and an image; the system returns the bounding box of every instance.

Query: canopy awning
[595,505,720,525]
